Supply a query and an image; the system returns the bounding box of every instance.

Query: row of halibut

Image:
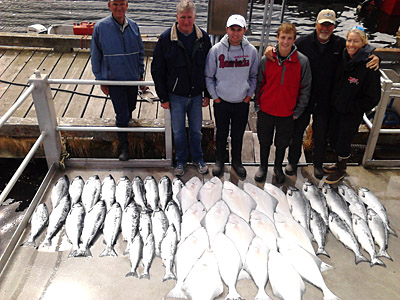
[23,174,395,300]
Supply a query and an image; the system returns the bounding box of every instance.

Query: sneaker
[174,163,187,177]
[285,163,297,176]
[232,162,247,178]
[274,167,285,184]
[254,166,267,182]
[118,149,129,161]
[212,161,224,177]
[193,161,209,175]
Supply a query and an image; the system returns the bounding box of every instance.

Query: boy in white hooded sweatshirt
[205,14,259,178]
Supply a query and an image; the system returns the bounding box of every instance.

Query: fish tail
[139,271,150,280]
[166,284,187,299]
[316,247,330,258]
[226,289,242,300]
[254,289,272,300]
[320,261,334,272]
[376,249,393,261]
[125,271,138,278]
[323,288,341,300]
[21,238,36,248]
[387,224,398,237]
[370,256,386,268]
[355,253,369,265]
[99,246,118,257]
[78,247,93,258]
[40,238,51,248]
[68,250,77,258]
[162,270,176,282]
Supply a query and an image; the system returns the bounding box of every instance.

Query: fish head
[358,187,369,199]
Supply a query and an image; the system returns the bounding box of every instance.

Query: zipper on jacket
[281,65,286,85]
[172,78,179,92]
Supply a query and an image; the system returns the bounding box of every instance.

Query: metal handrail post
[280,0,287,23]
[258,0,275,57]
[28,71,62,169]
[164,109,173,165]
[362,77,393,167]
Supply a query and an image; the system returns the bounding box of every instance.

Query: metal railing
[0,70,173,205]
[362,69,400,168]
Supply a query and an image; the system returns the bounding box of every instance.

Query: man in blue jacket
[151,0,211,176]
[91,0,145,161]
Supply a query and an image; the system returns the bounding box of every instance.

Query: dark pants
[312,112,330,167]
[257,110,294,168]
[213,100,249,164]
[287,111,311,165]
[329,109,363,157]
[109,86,138,127]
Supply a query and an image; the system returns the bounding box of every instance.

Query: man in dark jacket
[91,0,145,161]
[265,9,379,179]
[151,0,211,176]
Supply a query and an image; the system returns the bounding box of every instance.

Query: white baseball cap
[226,14,246,28]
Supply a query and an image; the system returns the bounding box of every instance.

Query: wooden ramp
[0,46,306,165]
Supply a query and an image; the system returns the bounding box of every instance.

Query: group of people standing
[91,0,381,185]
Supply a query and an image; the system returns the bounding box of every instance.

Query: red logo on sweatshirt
[348,77,359,85]
[218,54,249,68]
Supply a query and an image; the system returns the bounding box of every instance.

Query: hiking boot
[193,161,208,175]
[324,156,348,185]
[285,163,297,176]
[323,164,337,174]
[274,167,285,184]
[212,161,224,177]
[254,166,267,182]
[118,149,129,161]
[232,162,247,178]
[314,165,324,179]
[174,163,187,177]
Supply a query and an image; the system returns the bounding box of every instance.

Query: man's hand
[202,97,210,107]
[100,85,109,95]
[366,54,380,71]
[264,45,276,62]
[243,96,251,103]
[161,101,170,109]
[214,98,221,103]
[139,78,147,91]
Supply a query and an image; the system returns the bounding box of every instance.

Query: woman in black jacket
[325,26,381,184]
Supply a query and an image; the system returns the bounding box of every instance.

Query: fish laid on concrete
[69,176,84,205]
[225,213,255,266]
[65,202,85,257]
[244,182,277,222]
[41,195,70,248]
[249,210,278,251]
[367,208,392,261]
[310,209,329,257]
[101,175,116,212]
[264,183,291,217]
[115,176,132,211]
[78,200,106,257]
[144,175,160,211]
[165,199,182,241]
[180,176,203,214]
[286,186,311,231]
[303,181,329,227]
[140,232,155,279]
[21,203,49,248]
[329,211,368,265]
[152,207,169,257]
[212,232,243,300]
[172,177,184,212]
[352,213,385,267]
[121,201,140,255]
[201,199,230,245]
[244,236,272,300]
[180,201,206,244]
[223,181,256,223]
[182,249,223,300]
[198,176,223,211]
[100,202,122,257]
[159,175,173,211]
[161,223,178,281]
[81,175,101,213]
[51,175,70,209]
[277,238,340,300]
[126,234,143,278]
[323,184,352,230]
[268,249,305,300]
[132,176,148,210]
[139,209,152,240]
[274,212,315,255]
[167,227,209,299]
[358,187,397,237]
[338,184,367,221]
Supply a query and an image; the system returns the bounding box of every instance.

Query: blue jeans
[169,93,203,164]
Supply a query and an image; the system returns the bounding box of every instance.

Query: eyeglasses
[351,25,365,32]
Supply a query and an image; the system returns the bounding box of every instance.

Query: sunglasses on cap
[351,25,365,32]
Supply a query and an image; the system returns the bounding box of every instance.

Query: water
[0,0,398,47]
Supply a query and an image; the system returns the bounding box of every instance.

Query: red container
[73,22,95,35]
